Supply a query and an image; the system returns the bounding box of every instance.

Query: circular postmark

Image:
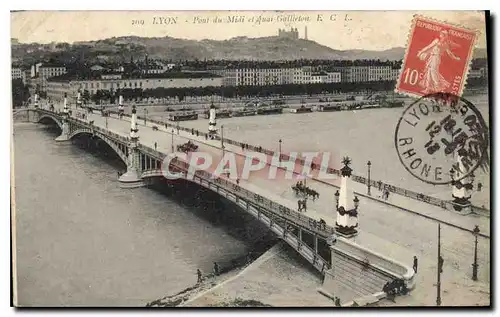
[394,93,489,185]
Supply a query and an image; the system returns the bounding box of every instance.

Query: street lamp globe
[353,196,360,209]
[334,190,340,208]
[473,225,480,235]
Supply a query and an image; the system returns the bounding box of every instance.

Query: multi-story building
[293,66,341,84]
[217,67,340,86]
[11,67,24,81]
[29,63,67,92]
[329,65,400,83]
[38,64,67,79]
[368,66,398,81]
[142,64,165,74]
[46,73,223,102]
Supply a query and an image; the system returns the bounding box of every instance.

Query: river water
[13,123,272,307]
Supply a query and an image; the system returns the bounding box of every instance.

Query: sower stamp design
[396,15,479,98]
[395,93,488,185]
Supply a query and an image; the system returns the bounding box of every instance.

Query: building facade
[330,65,400,83]
[47,75,223,102]
[29,63,68,93]
[214,67,341,86]
[11,67,24,82]
[38,65,67,79]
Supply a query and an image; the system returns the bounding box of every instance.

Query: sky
[10,10,487,51]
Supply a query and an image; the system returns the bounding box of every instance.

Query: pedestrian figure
[378,181,382,191]
[154,142,157,150]
[386,190,390,200]
[213,262,220,276]
[205,134,208,140]
[335,297,341,306]
[297,200,302,212]
[196,130,199,137]
[241,143,245,151]
[236,178,240,185]
[477,182,483,192]
[438,255,444,274]
[413,256,418,274]
[196,269,203,283]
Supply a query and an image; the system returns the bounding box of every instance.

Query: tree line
[85,76,489,104]
[87,81,400,103]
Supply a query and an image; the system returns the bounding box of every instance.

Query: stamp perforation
[395,14,482,99]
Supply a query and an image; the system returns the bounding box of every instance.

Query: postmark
[394,92,489,185]
[395,15,479,98]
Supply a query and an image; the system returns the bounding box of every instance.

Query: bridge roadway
[41,104,490,305]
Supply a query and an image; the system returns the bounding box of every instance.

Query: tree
[82,89,90,104]
[91,89,105,105]
[11,79,30,108]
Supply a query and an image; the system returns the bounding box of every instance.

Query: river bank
[182,242,334,307]
[145,237,279,307]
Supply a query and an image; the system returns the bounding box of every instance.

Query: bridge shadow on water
[147,177,281,273]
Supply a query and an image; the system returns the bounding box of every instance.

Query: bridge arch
[68,129,128,165]
[38,114,63,129]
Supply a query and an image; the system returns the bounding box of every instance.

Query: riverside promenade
[32,102,490,306]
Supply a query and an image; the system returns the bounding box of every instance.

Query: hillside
[12,35,488,65]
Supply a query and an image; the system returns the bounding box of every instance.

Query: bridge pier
[119,146,144,188]
[56,96,71,142]
[55,119,71,142]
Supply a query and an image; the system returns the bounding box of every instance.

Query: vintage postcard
[11,10,490,308]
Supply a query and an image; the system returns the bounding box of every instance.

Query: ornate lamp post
[367,161,372,196]
[335,190,340,210]
[221,125,225,155]
[353,196,360,209]
[144,108,148,125]
[279,139,282,162]
[436,223,442,306]
[472,225,480,281]
[171,129,174,153]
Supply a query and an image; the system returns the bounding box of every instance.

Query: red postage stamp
[395,15,479,98]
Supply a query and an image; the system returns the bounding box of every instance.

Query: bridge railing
[137,143,336,238]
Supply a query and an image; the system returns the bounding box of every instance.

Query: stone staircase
[319,237,415,306]
[323,250,394,303]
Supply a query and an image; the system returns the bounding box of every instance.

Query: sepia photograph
[10,10,491,308]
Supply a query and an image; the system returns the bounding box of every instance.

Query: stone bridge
[14,106,416,305]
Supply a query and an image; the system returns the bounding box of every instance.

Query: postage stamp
[394,92,489,185]
[395,15,480,98]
